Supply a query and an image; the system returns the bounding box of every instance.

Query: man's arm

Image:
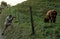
[9,16,15,22]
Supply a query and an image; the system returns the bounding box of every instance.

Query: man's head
[9,15,12,17]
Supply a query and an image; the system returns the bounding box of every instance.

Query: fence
[0,5,59,39]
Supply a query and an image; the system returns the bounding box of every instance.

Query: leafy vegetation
[0,0,60,39]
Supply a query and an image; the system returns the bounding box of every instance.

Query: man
[2,15,15,35]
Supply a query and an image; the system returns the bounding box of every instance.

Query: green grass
[0,0,60,39]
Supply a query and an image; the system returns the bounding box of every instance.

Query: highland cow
[44,10,57,23]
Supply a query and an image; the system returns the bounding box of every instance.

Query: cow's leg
[53,17,56,23]
[51,19,52,23]
[50,17,53,23]
[52,16,56,23]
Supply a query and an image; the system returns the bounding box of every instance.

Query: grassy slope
[0,0,60,39]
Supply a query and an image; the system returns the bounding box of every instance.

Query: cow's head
[44,18,49,23]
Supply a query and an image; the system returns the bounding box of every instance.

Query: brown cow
[44,10,57,23]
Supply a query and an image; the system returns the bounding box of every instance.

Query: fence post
[29,6,35,35]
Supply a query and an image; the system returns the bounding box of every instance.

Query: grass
[0,0,60,39]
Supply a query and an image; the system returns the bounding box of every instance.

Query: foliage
[1,1,7,8]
